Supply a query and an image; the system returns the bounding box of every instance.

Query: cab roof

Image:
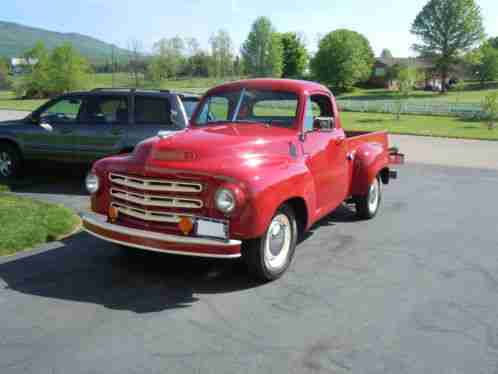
[206,78,333,97]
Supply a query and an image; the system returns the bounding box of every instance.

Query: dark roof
[60,89,200,99]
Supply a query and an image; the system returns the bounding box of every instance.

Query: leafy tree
[453,79,466,102]
[481,92,498,130]
[0,57,10,89]
[128,39,145,87]
[148,36,185,81]
[475,43,498,85]
[47,43,91,95]
[280,32,308,78]
[488,37,498,49]
[241,17,283,77]
[209,30,234,78]
[183,51,211,78]
[392,65,420,120]
[380,49,393,59]
[19,42,90,97]
[19,41,51,98]
[411,0,485,92]
[311,29,374,93]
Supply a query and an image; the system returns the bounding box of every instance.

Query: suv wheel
[0,144,22,181]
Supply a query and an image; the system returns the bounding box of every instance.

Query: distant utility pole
[111,46,115,88]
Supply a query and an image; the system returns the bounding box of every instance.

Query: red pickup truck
[82,79,404,281]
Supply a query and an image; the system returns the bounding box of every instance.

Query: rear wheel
[355,176,382,219]
[0,143,22,181]
[242,204,297,282]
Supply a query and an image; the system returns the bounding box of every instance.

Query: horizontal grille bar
[109,173,202,193]
[111,202,194,224]
[111,188,203,209]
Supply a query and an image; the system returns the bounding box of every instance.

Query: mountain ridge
[0,20,130,63]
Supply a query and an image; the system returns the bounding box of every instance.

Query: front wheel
[242,204,298,282]
[355,176,382,219]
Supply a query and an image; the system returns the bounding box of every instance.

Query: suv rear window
[135,96,172,125]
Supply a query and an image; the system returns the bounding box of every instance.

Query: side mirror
[313,117,335,131]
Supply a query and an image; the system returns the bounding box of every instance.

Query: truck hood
[115,123,299,180]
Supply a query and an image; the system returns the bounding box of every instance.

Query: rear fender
[351,143,389,196]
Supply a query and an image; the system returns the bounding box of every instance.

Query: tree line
[3,0,498,100]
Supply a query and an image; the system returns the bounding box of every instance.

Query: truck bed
[345,130,389,151]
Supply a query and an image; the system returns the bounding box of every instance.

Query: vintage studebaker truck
[82,79,404,281]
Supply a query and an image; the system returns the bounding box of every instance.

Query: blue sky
[3,0,498,57]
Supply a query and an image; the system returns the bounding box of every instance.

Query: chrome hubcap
[0,152,12,177]
[264,214,291,271]
[368,178,380,213]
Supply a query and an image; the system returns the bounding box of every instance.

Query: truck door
[302,94,349,216]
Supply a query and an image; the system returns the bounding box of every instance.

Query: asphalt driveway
[1,162,498,374]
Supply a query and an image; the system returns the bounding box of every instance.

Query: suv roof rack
[91,87,171,93]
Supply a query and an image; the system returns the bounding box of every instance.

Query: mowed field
[1,74,497,140]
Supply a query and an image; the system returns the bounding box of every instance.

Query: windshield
[182,98,199,120]
[194,88,299,127]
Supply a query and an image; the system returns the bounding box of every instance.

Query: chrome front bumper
[81,212,242,259]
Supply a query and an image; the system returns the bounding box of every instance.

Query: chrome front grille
[109,173,202,193]
[109,173,205,225]
[111,202,194,223]
[111,188,203,209]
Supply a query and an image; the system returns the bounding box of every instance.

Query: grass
[338,82,498,104]
[342,111,498,141]
[0,189,80,256]
[0,91,46,111]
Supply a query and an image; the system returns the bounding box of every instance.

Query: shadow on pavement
[300,204,358,243]
[7,162,88,196]
[0,232,261,314]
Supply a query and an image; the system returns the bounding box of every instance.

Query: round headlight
[85,172,100,194]
[215,188,236,214]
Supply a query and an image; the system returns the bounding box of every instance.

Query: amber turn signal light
[178,217,193,236]
[108,206,119,223]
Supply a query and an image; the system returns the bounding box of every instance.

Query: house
[10,57,38,74]
[370,56,467,90]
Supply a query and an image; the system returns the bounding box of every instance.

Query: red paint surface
[87,79,400,255]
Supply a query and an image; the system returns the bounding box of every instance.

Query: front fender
[351,143,389,196]
[231,162,315,239]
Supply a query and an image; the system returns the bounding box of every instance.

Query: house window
[375,68,386,77]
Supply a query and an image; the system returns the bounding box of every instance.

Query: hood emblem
[151,149,197,161]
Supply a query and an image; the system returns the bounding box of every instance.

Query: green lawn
[342,111,498,141]
[0,91,46,111]
[0,190,81,256]
[338,83,498,104]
